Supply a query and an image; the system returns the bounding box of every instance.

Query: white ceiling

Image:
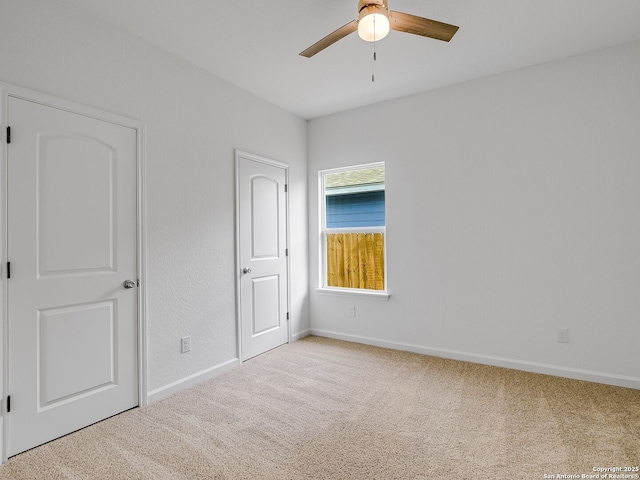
[62,0,640,119]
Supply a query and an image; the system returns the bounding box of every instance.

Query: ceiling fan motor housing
[358,0,389,18]
[358,0,388,12]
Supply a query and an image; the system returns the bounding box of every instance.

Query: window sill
[315,288,390,301]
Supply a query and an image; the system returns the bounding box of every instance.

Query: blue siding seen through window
[326,191,385,228]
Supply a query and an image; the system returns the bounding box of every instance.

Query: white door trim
[234,150,291,363]
[0,80,148,463]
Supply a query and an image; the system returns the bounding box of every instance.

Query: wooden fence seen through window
[326,232,385,290]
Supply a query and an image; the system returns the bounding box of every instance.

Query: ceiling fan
[299,0,459,58]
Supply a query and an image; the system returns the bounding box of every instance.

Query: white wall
[0,0,309,399]
[308,41,640,388]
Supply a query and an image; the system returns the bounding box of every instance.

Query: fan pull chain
[372,40,377,82]
[372,49,376,82]
[372,16,377,82]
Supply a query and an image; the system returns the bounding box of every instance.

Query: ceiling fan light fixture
[299,0,459,58]
[357,5,390,42]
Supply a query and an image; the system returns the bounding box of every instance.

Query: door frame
[0,81,148,463]
[234,150,291,363]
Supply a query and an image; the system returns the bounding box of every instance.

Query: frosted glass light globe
[358,12,390,42]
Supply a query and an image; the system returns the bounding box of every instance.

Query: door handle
[242,267,252,274]
[123,279,136,289]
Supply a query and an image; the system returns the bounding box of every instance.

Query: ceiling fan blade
[388,11,459,42]
[299,20,358,58]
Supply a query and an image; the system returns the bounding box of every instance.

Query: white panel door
[7,97,138,456]
[237,153,289,361]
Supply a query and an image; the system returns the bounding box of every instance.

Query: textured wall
[308,41,640,386]
[0,0,309,394]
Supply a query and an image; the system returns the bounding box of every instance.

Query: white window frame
[318,162,389,300]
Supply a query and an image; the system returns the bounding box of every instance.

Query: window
[320,163,386,293]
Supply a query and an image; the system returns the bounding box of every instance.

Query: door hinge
[6,126,10,144]
[6,261,10,279]
[284,184,288,193]
[6,395,10,413]
[285,248,288,257]
[286,312,290,321]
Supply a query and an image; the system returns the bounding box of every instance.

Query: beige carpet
[1,336,638,479]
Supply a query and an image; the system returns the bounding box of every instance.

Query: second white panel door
[237,153,289,361]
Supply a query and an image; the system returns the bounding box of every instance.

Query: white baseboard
[291,329,311,342]
[147,358,239,404]
[310,329,640,390]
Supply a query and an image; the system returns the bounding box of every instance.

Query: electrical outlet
[181,336,191,353]
[348,306,356,317]
[557,328,569,343]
